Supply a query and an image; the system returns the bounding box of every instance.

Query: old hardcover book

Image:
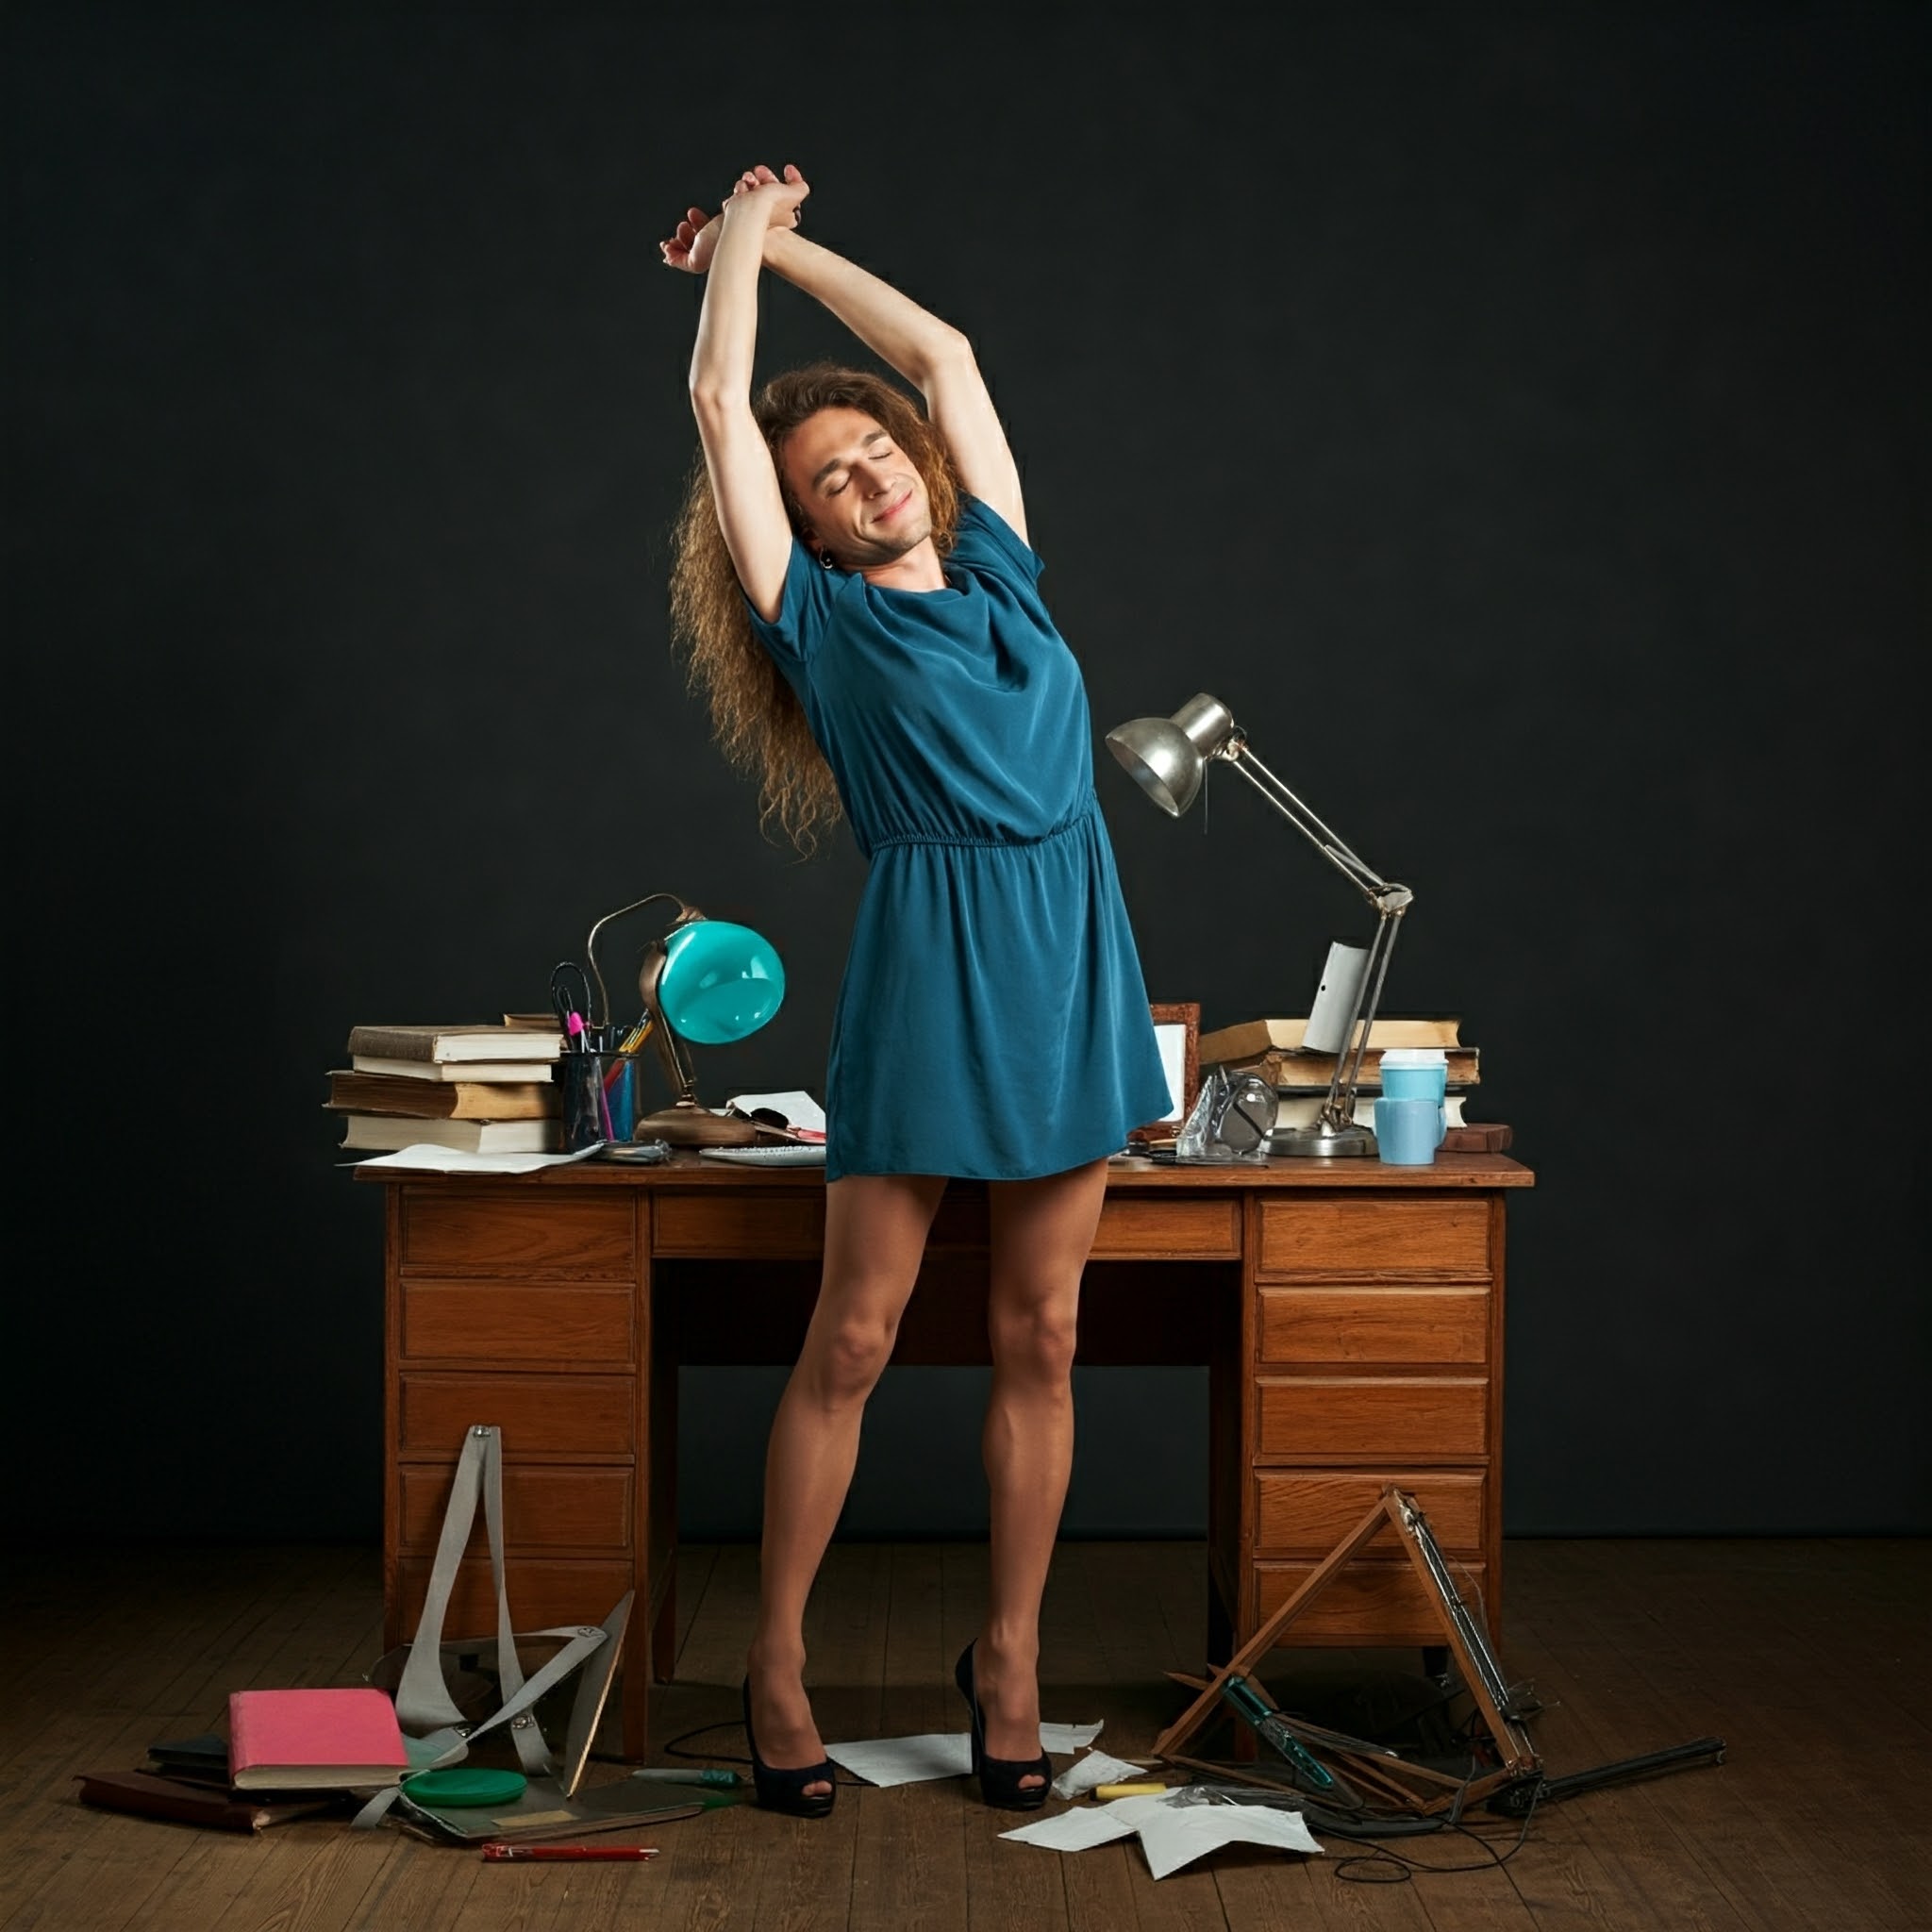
[227,1688,408,1791]
[348,1056,558,1082]
[325,1070,559,1120]
[74,1770,340,1831]
[344,1024,564,1064]
[1227,1043,1481,1090]
[339,1114,561,1155]
[1198,1015,1463,1063]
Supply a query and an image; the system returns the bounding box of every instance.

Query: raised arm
[669,168,810,622]
[741,171,1027,542]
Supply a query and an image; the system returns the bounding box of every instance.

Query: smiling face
[779,407,934,568]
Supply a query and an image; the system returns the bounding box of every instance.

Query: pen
[481,1843,658,1861]
[629,1767,741,1789]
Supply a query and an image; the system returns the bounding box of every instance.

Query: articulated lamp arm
[1105,691,1415,1154]
[1216,734,1414,1130]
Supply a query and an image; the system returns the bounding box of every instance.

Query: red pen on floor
[481,1843,658,1862]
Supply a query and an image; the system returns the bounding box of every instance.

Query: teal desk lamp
[585,893,786,1147]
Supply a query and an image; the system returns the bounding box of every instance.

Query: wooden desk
[359,1152,1534,1758]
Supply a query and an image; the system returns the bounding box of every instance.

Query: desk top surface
[355,1151,1534,1191]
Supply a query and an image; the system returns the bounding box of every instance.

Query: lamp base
[634,1101,758,1148]
[1269,1120,1378,1158]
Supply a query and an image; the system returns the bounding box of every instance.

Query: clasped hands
[659,162,808,275]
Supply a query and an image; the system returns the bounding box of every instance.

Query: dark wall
[7,4,1924,1542]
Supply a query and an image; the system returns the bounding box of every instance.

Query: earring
[817,550,836,570]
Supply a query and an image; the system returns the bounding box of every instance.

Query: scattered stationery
[1000,1788,1323,1880]
[227,1688,408,1791]
[481,1843,658,1861]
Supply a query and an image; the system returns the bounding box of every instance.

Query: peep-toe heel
[741,1675,837,1819]
[953,1641,1051,1811]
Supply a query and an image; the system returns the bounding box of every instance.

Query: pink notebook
[227,1688,408,1790]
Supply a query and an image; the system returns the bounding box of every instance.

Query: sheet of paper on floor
[825,1720,1104,1789]
[1002,1790,1323,1880]
[1050,1749,1149,1800]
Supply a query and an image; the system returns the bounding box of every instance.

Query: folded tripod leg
[1489,1737,1727,1817]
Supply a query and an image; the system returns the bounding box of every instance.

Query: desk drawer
[1254,1473,1484,1555]
[655,1192,824,1257]
[402,1187,634,1276]
[1092,1195,1241,1259]
[1257,1199,1491,1281]
[1257,1287,1487,1366]
[1253,1559,1488,1644]
[399,1374,635,1458]
[401,1280,634,1366]
[399,1463,632,1554]
[396,1557,635,1641]
[1255,1375,1489,1462]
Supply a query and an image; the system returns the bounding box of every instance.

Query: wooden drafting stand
[1153,1485,1541,1813]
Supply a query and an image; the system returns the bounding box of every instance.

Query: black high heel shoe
[953,1641,1051,1811]
[741,1675,837,1818]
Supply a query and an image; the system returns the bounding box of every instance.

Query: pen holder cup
[559,1052,644,1152]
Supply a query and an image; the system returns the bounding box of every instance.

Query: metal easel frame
[1151,1485,1540,1813]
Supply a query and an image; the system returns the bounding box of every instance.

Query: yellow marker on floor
[1093,1782,1169,1800]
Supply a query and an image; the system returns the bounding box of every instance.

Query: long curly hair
[668,362,962,855]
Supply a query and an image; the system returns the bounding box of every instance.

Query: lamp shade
[1104,692,1239,817]
[658,919,785,1045]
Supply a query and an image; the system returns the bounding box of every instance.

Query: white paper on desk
[725,1090,826,1134]
[1050,1749,1148,1800]
[344,1143,605,1174]
[1003,1791,1322,1880]
[824,1732,972,1787]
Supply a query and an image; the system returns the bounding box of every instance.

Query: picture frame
[1135,1002,1201,1141]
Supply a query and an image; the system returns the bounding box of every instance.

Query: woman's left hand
[659,203,724,275]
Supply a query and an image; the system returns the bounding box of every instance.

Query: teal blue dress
[746,496,1172,1182]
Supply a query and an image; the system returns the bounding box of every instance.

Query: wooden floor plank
[5,1539,1931,1931]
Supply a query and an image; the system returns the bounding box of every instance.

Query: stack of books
[1197,1015,1479,1133]
[326,1022,566,1154]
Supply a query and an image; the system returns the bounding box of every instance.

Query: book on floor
[325,1069,560,1119]
[344,1023,565,1064]
[226,1688,408,1791]
[338,1114,561,1155]
[74,1769,342,1832]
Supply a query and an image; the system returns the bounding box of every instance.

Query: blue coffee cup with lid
[1378,1047,1447,1104]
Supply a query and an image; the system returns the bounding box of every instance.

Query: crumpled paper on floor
[1001,1789,1323,1880]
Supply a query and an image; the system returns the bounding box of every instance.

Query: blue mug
[1374,1096,1443,1166]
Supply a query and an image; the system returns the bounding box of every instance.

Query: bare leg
[974,1158,1109,1786]
[746,1172,947,1796]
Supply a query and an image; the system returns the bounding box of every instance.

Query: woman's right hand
[726,162,810,234]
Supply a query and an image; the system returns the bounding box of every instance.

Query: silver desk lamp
[1106,692,1413,1158]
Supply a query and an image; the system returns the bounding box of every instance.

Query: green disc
[405,1767,527,1807]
